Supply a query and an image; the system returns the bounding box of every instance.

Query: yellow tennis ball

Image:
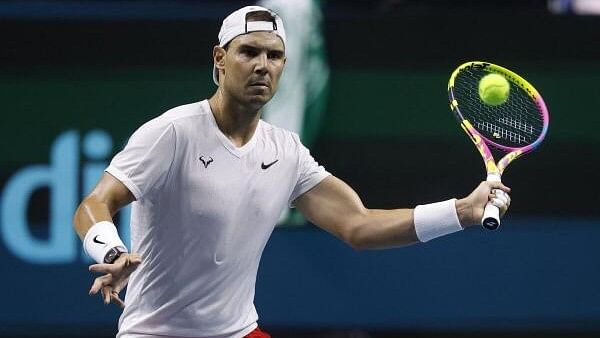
[478,73,510,106]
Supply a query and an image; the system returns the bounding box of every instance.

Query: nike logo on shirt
[261,159,278,170]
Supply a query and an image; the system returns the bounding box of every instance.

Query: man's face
[216,31,286,108]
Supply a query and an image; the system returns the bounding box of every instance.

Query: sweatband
[83,221,128,263]
[413,198,463,242]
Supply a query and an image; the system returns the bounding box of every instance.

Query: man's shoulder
[260,120,303,148]
[131,101,208,139]
[139,100,208,130]
[160,100,208,123]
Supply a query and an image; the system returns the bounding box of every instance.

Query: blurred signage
[0,130,130,264]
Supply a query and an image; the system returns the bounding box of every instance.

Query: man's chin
[246,92,273,106]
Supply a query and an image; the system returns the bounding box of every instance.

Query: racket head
[448,61,550,173]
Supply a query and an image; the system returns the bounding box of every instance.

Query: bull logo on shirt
[199,156,214,168]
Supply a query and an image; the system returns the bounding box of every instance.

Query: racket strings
[453,67,544,148]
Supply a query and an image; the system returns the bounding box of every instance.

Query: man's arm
[294,176,510,250]
[73,172,141,307]
[73,173,135,240]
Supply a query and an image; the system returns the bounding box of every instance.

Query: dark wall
[2,12,599,215]
[3,11,600,66]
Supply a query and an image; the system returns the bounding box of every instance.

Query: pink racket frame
[448,61,550,175]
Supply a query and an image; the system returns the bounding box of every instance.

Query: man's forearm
[351,198,466,249]
[347,208,418,250]
[73,195,115,241]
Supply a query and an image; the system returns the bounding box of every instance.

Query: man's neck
[208,90,262,148]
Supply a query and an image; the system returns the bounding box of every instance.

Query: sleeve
[105,119,176,200]
[288,134,331,207]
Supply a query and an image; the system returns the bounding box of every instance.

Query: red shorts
[244,326,271,338]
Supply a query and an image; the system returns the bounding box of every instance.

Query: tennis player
[73,6,511,338]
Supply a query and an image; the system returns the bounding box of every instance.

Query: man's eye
[268,52,283,59]
[242,50,258,57]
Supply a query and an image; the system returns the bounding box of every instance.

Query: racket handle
[482,203,500,230]
[481,173,501,230]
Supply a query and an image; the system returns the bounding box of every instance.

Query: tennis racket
[448,61,550,230]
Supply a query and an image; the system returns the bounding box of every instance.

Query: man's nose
[254,53,268,74]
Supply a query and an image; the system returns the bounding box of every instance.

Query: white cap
[213,6,287,86]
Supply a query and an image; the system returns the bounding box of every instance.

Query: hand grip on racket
[448,61,550,230]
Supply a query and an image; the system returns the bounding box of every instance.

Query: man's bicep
[295,175,367,235]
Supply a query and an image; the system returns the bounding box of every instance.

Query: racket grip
[481,173,501,230]
[482,203,500,230]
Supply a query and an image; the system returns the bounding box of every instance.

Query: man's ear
[213,46,226,73]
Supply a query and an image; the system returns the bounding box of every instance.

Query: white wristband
[413,198,463,242]
[83,221,128,263]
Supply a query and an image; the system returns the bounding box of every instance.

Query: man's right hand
[456,181,511,227]
[89,253,142,308]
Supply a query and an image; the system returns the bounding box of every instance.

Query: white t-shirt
[106,100,330,338]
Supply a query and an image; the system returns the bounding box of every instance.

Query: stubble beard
[240,85,276,112]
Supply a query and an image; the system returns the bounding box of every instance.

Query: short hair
[223,10,277,51]
[245,10,276,23]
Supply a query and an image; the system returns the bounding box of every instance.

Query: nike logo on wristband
[93,235,106,245]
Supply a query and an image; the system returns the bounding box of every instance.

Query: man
[73,6,511,338]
